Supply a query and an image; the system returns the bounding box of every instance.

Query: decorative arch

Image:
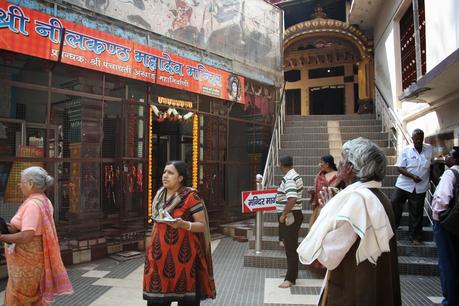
[284,18,372,61]
[282,7,374,115]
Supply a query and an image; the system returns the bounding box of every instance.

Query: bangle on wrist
[186,221,192,231]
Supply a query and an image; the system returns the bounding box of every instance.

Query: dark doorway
[285,89,301,115]
[309,86,345,115]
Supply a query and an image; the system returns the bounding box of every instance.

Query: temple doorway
[309,85,344,115]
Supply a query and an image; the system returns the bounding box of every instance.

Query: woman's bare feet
[278,280,294,288]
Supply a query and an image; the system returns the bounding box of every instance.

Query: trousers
[278,210,303,283]
[391,187,426,241]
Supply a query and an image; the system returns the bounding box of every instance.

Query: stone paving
[0,238,443,305]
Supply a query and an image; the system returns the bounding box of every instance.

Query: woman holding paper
[143,160,216,306]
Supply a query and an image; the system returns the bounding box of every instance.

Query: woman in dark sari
[143,161,216,306]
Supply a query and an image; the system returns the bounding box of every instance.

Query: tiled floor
[0,238,443,305]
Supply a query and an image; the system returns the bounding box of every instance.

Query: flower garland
[151,105,194,123]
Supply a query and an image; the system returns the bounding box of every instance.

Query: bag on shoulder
[439,169,459,237]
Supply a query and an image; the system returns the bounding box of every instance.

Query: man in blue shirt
[391,129,432,245]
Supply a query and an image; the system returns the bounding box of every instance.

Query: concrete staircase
[243,114,439,276]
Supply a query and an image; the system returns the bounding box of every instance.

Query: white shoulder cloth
[297,181,394,265]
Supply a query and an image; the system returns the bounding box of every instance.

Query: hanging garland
[151,105,194,123]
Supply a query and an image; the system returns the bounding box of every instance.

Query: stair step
[274,156,397,166]
[396,226,434,242]
[398,256,439,276]
[256,222,434,240]
[285,119,381,126]
[280,139,389,148]
[261,210,432,227]
[261,221,310,237]
[286,114,375,120]
[284,125,384,133]
[243,249,439,276]
[271,165,400,175]
[279,147,395,157]
[247,236,438,257]
[281,132,389,141]
[272,174,398,186]
[397,241,438,257]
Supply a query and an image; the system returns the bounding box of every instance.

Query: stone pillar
[344,64,354,114]
[357,57,374,113]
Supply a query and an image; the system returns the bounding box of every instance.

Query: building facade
[0,0,283,267]
[350,0,459,151]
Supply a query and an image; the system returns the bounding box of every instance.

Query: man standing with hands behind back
[391,129,432,245]
[276,155,303,289]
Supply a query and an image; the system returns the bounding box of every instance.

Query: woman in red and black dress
[143,161,216,306]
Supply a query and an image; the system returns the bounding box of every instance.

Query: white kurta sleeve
[317,220,358,270]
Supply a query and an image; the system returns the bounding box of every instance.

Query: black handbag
[0,217,10,234]
[439,169,459,237]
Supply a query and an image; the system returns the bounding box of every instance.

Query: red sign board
[241,189,277,213]
[0,1,244,103]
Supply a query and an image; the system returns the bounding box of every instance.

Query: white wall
[425,0,459,71]
[373,0,405,108]
[372,0,459,142]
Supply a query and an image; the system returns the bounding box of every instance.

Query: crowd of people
[275,130,458,306]
[1,129,457,306]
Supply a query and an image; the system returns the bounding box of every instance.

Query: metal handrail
[374,85,412,148]
[261,86,286,189]
[374,86,435,225]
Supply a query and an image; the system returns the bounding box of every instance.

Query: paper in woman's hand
[153,210,178,223]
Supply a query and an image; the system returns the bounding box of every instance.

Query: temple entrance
[151,120,193,192]
[309,85,345,115]
[286,89,301,115]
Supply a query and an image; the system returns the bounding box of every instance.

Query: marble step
[273,174,398,186]
[257,221,433,242]
[285,114,375,121]
[281,132,389,141]
[261,210,432,227]
[276,156,397,165]
[272,165,400,175]
[284,125,383,134]
[278,147,395,157]
[248,236,438,258]
[243,250,439,276]
[284,119,381,127]
[280,139,389,148]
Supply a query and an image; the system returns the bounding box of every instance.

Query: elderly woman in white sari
[297,138,401,306]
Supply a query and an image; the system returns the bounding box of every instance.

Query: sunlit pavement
[0,238,442,305]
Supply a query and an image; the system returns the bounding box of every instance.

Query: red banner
[0,1,244,103]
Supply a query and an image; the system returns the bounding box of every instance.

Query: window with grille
[400,0,426,90]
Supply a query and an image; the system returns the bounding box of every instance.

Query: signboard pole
[255,174,264,254]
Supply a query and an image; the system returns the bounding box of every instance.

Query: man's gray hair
[341,137,387,182]
[21,166,54,191]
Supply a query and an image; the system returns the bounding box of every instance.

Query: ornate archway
[283,7,373,115]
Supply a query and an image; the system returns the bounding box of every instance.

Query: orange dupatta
[29,196,73,303]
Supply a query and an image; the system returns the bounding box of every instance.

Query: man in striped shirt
[276,155,304,288]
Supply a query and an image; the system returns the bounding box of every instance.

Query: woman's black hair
[321,154,337,171]
[166,160,188,186]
